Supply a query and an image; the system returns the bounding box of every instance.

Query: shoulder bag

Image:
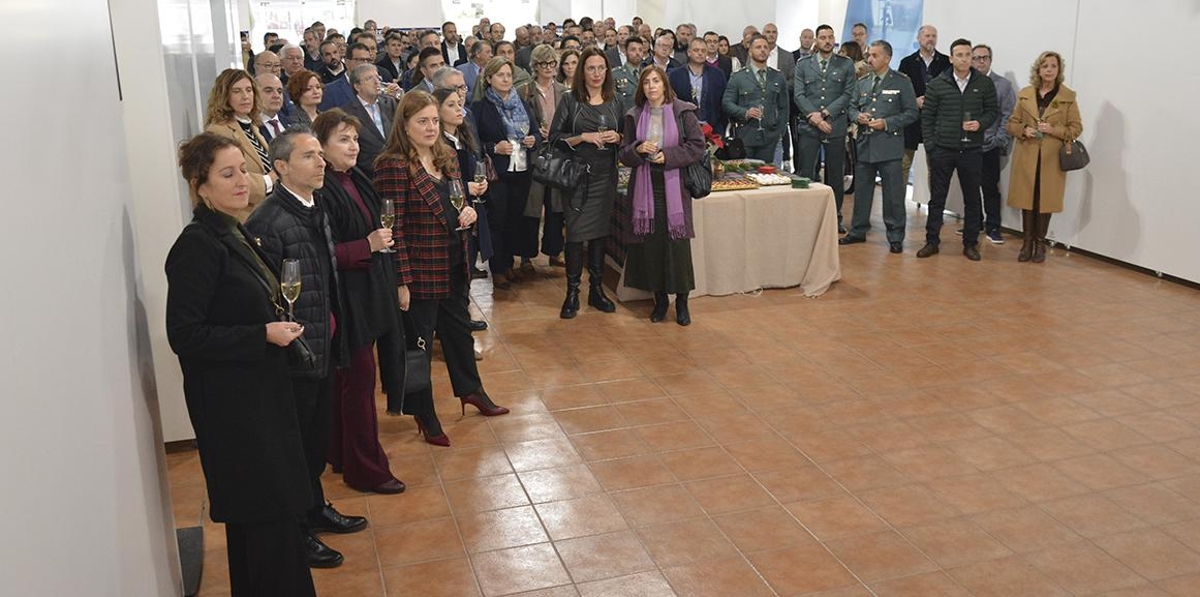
[401,312,431,394]
[684,152,713,199]
[531,139,590,191]
[1060,137,1089,171]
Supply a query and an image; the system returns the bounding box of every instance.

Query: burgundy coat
[618,99,708,242]
[373,156,467,299]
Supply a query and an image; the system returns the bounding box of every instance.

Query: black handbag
[1059,138,1090,171]
[684,153,713,199]
[401,313,431,394]
[714,137,746,160]
[531,139,590,191]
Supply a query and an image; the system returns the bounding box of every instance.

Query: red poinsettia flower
[700,123,724,148]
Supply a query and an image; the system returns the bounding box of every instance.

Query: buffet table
[613,183,842,300]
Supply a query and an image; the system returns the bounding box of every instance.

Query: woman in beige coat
[1006,51,1083,263]
[204,68,275,221]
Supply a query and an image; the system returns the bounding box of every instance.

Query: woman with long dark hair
[433,87,493,275]
[550,47,623,319]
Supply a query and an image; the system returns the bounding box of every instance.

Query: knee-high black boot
[674,293,691,326]
[1032,213,1051,263]
[1018,209,1036,262]
[586,239,616,313]
[560,242,584,319]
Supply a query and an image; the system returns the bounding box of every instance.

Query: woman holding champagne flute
[433,87,494,281]
[166,132,315,595]
[309,109,407,493]
[374,91,510,436]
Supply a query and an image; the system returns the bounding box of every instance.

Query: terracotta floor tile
[1155,571,1200,596]
[318,531,378,572]
[373,517,465,568]
[683,473,775,515]
[471,543,572,597]
[554,405,628,435]
[311,566,385,597]
[575,571,675,597]
[1093,527,1200,580]
[1103,482,1200,525]
[540,385,610,412]
[570,428,649,462]
[535,495,628,541]
[745,544,858,596]
[1023,540,1145,595]
[634,420,715,452]
[752,465,846,503]
[1115,411,1199,443]
[947,556,1071,597]
[614,398,690,427]
[924,473,1030,515]
[826,530,938,582]
[1039,493,1151,538]
[992,463,1091,503]
[554,531,656,584]
[517,465,604,504]
[870,571,972,597]
[1109,444,1200,481]
[1062,419,1154,451]
[595,378,665,402]
[658,446,744,482]
[1098,585,1172,597]
[881,445,980,481]
[722,437,812,472]
[900,517,1014,568]
[443,473,530,514]
[381,557,481,597]
[970,506,1081,554]
[634,518,738,568]
[1162,518,1200,553]
[786,495,889,541]
[504,438,583,473]
[823,455,913,492]
[1052,453,1153,491]
[611,484,705,526]
[489,413,567,444]
[456,505,548,554]
[713,505,817,553]
[943,436,1039,471]
[661,556,774,597]
[432,446,515,481]
[588,454,675,491]
[859,484,961,527]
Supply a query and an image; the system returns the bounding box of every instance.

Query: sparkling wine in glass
[280,258,301,321]
[648,118,663,147]
[753,103,765,130]
[962,111,972,142]
[473,161,487,186]
[596,114,610,146]
[379,198,396,253]
[450,179,470,231]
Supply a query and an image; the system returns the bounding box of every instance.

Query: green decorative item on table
[791,177,811,189]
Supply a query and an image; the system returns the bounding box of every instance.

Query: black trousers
[798,134,847,225]
[225,519,315,597]
[541,204,565,257]
[407,266,482,398]
[487,171,533,275]
[291,376,331,514]
[980,146,1003,232]
[926,146,983,247]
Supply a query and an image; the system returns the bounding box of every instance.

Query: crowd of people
[178,14,1082,595]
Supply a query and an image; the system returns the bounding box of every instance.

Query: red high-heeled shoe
[459,390,510,416]
[415,418,450,447]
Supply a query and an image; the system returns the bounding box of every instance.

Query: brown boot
[1031,213,1051,263]
[1018,209,1035,262]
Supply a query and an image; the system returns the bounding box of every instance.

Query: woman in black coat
[434,87,493,278]
[310,109,407,493]
[165,133,315,596]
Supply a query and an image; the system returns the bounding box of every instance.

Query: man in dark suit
[730,25,757,67]
[318,40,345,85]
[319,44,371,111]
[643,33,681,71]
[702,31,733,79]
[256,73,289,142]
[605,25,630,68]
[377,31,406,83]
[669,39,728,135]
[341,64,395,177]
[897,25,950,188]
[441,21,468,66]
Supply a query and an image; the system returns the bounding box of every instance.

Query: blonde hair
[1029,51,1065,87]
[476,57,514,97]
[205,69,263,126]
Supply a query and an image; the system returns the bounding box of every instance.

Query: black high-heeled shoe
[460,390,510,416]
[414,414,450,447]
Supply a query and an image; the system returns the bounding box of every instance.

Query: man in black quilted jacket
[917,38,998,261]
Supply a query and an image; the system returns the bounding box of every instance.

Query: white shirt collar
[281,182,314,208]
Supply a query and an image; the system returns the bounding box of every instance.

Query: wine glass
[962,111,972,142]
[449,179,470,231]
[648,118,663,147]
[379,199,396,253]
[280,258,301,321]
[596,114,610,147]
[753,103,765,131]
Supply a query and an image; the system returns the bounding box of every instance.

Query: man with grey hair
[673,23,695,64]
[342,62,396,176]
[457,39,492,95]
[967,43,1015,244]
[429,66,466,96]
[489,22,506,43]
[247,127,370,571]
[256,72,289,142]
[280,44,307,84]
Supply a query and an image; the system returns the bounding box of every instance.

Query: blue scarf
[485,87,530,141]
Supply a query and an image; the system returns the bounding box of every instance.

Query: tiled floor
[169,199,1200,596]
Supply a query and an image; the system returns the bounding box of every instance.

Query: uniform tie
[871,75,882,96]
[820,58,828,73]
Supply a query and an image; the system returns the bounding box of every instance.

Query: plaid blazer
[373,156,466,299]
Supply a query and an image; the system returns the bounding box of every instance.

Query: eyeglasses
[584,65,607,74]
[534,60,559,68]
[972,55,991,61]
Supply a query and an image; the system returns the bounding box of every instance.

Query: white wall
[0,0,180,594]
[924,0,1200,283]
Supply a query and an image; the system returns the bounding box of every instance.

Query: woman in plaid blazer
[374,91,510,444]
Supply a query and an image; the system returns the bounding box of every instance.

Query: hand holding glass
[450,180,470,231]
[379,199,396,253]
[280,259,301,320]
[962,111,972,142]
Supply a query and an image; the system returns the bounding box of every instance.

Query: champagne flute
[449,179,470,231]
[379,198,396,253]
[280,259,301,321]
[753,103,765,131]
[962,111,972,142]
[596,114,610,146]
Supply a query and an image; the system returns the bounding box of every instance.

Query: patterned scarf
[633,102,686,239]
[485,87,530,142]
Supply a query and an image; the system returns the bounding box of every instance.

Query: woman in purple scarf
[618,66,708,325]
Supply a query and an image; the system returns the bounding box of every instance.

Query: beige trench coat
[1005,85,1083,213]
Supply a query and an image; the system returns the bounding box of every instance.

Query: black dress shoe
[838,236,866,245]
[837,224,847,234]
[306,533,344,568]
[889,242,903,253]
[963,244,981,261]
[371,478,406,494]
[469,319,488,331]
[916,243,940,258]
[308,502,368,534]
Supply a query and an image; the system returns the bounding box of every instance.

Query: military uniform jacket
[793,52,857,139]
[848,69,919,163]
[612,63,641,113]
[721,64,790,147]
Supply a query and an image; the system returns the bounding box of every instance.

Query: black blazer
[340,95,396,178]
[165,205,311,524]
[898,49,951,149]
[442,40,468,67]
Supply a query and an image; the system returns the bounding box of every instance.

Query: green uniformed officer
[793,25,857,231]
[612,35,647,113]
[721,34,789,163]
[839,40,919,253]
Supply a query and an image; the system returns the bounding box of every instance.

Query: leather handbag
[684,153,713,199]
[1060,138,1090,171]
[531,140,590,191]
[401,312,431,394]
[715,137,746,160]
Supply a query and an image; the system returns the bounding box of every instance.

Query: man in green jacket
[917,37,998,261]
[794,24,857,232]
[722,34,790,163]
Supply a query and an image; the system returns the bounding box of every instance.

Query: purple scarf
[634,102,686,239]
